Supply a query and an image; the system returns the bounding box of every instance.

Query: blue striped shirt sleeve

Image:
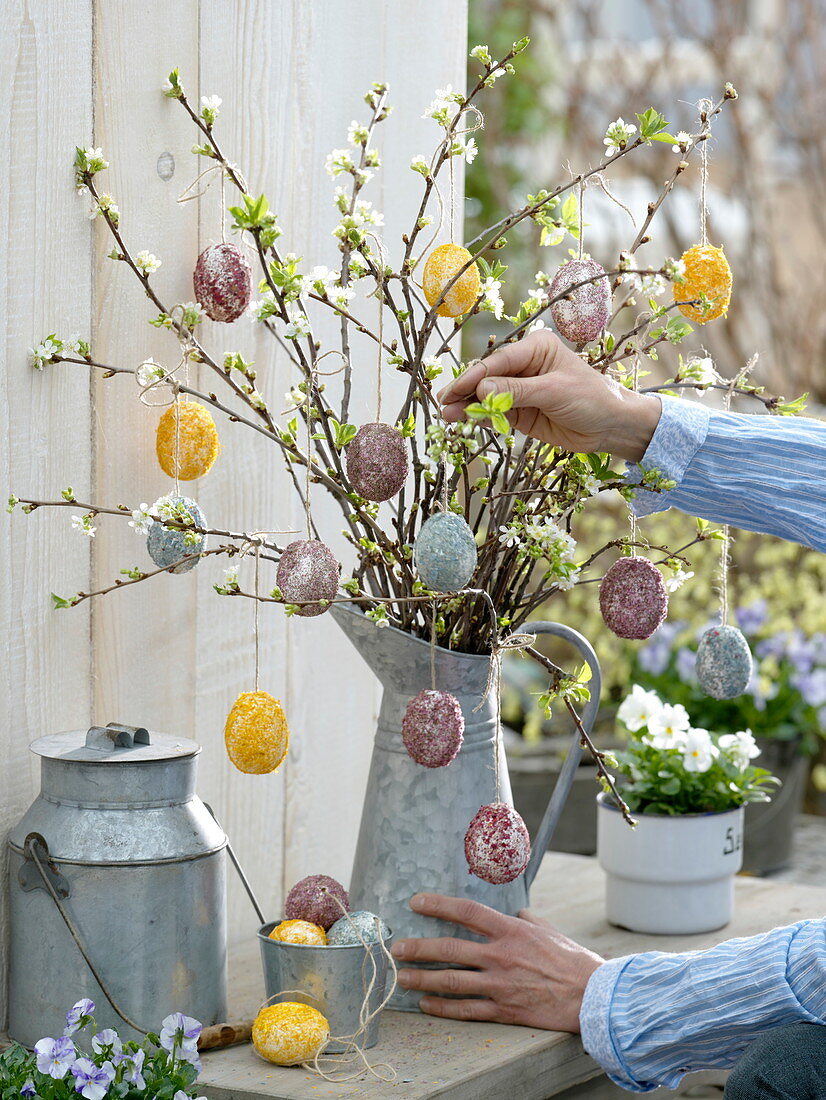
[627,395,826,553]
[580,919,826,1092]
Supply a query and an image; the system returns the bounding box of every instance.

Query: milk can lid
[30,723,200,763]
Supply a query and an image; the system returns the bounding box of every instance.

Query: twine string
[364,231,388,422]
[577,178,585,261]
[629,349,641,547]
[698,98,713,247]
[254,542,261,690]
[430,600,438,690]
[305,365,315,538]
[220,167,227,244]
[449,144,456,241]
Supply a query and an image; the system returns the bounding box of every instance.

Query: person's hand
[391,893,604,1032]
[437,330,661,461]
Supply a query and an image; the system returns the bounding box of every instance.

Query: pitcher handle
[520,621,602,888]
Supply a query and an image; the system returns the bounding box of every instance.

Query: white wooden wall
[1,0,467,1027]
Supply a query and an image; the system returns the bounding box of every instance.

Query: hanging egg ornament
[346,422,409,502]
[414,512,477,592]
[599,556,668,640]
[268,919,328,946]
[402,690,464,768]
[549,258,611,344]
[464,803,531,885]
[224,690,290,775]
[156,401,220,481]
[146,496,207,574]
[193,242,252,323]
[674,244,732,323]
[276,539,340,618]
[696,624,753,700]
[327,911,391,946]
[252,1003,329,1066]
[285,875,350,931]
[422,243,481,318]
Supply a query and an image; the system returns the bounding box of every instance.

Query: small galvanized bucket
[258,921,393,1052]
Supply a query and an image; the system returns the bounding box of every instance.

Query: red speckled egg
[346,422,409,502]
[276,539,340,617]
[464,803,531,885]
[402,690,464,768]
[285,875,350,931]
[599,556,668,640]
[549,258,611,344]
[193,243,252,323]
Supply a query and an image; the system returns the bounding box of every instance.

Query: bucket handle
[520,622,602,888]
[202,802,267,927]
[22,833,149,1035]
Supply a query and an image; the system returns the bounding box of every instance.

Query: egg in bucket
[257,913,393,1053]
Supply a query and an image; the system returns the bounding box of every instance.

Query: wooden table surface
[198,852,826,1100]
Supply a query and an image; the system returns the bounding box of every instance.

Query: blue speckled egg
[414,512,477,592]
[696,624,752,699]
[326,910,391,946]
[146,496,207,574]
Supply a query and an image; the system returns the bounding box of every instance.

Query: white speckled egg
[696,625,753,699]
[414,512,477,592]
[326,910,391,946]
[146,495,206,574]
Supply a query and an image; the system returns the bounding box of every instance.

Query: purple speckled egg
[285,874,350,931]
[549,258,611,344]
[346,422,409,502]
[402,690,464,768]
[599,556,668,640]
[696,625,753,700]
[464,803,531,885]
[193,243,252,323]
[276,539,340,617]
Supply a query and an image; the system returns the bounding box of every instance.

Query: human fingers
[437,332,552,405]
[477,373,554,410]
[396,966,491,996]
[409,893,512,937]
[436,358,488,404]
[440,399,472,424]
[418,996,503,1023]
[391,935,486,967]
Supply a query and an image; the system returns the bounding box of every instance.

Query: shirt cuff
[625,394,711,517]
[580,957,657,1092]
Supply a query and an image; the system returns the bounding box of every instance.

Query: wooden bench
[195,852,826,1098]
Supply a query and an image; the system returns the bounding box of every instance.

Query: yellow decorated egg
[268,919,328,946]
[422,243,481,317]
[252,1002,330,1066]
[156,401,220,481]
[224,690,289,775]
[674,244,732,323]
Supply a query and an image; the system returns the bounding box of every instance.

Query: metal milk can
[7,723,228,1047]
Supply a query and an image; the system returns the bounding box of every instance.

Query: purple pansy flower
[64,998,95,1037]
[675,646,697,684]
[21,1080,36,1097]
[35,1036,77,1079]
[124,1048,146,1088]
[91,1028,122,1058]
[70,1057,115,1100]
[736,599,768,636]
[160,1012,202,1052]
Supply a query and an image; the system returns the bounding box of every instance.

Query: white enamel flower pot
[596,793,744,935]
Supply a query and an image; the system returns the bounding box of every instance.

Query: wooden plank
[90,0,201,733]
[0,0,93,1029]
[196,0,469,936]
[198,852,826,1099]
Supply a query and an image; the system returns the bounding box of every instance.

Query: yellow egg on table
[156,401,220,481]
[268,919,328,946]
[674,244,732,323]
[422,243,481,317]
[252,1002,330,1066]
[224,690,289,775]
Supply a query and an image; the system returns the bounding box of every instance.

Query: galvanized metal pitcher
[7,723,228,1046]
[331,605,601,1010]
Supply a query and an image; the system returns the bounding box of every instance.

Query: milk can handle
[22,833,149,1035]
[520,621,602,888]
[85,723,151,750]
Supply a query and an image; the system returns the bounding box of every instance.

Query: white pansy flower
[682,727,716,773]
[135,250,161,275]
[719,729,760,770]
[646,702,692,749]
[128,504,153,534]
[617,684,663,732]
[665,567,694,593]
